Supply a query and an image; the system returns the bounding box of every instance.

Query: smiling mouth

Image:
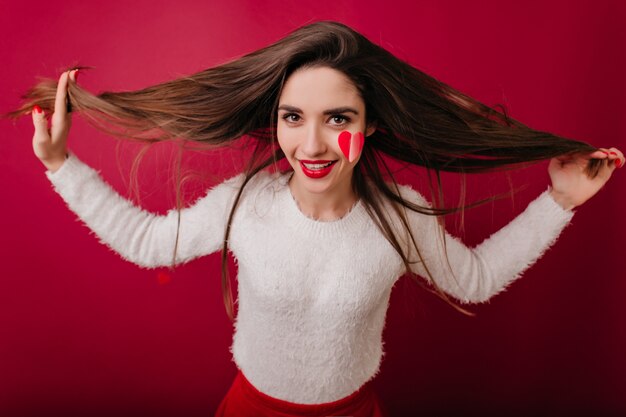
[298,159,337,178]
[300,160,336,170]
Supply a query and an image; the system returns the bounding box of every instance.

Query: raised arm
[402,145,622,304]
[401,185,574,304]
[31,69,240,269]
[45,151,242,269]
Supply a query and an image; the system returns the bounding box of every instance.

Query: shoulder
[222,169,289,208]
[372,180,440,237]
[214,170,282,195]
[186,170,285,217]
[373,179,431,209]
[394,182,430,206]
[240,170,287,196]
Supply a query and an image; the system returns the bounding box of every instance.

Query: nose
[301,123,327,157]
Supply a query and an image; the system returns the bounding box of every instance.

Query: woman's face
[277,66,375,201]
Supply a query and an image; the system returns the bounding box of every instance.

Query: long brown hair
[7,20,601,319]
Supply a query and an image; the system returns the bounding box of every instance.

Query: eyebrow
[277,104,360,116]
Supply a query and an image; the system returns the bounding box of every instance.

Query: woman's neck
[287,175,359,221]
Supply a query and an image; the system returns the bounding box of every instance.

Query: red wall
[1,1,624,416]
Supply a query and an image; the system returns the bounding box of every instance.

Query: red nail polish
[609,151,617,155]
[616,159,623,168]
[33,105,42,114]
[74,69,79,82]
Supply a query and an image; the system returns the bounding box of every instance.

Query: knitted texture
[46,151,574,404]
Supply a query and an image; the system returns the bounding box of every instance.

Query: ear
[365,121,377,137]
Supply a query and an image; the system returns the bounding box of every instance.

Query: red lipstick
[298,159,337,178]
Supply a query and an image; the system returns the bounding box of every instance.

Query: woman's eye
[282,113,300,123]
[330,115,350,125]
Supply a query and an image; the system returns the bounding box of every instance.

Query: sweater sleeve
[401,185,575,303]
[45,151,243,269]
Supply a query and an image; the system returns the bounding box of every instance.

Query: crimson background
[1,1,625,416]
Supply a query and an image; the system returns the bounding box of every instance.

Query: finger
[67,70,79,114]
[606,147,622,158]
[31,106,52,158]
[596,147,610,155]
[31,106,50,143]
[608,147,623,158]
[53,71,70,119]
[606,147,623,168]
[69,69,78,84]
[589,150,609,159]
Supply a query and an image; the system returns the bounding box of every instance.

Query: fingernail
[609,151,617,155]
[601,151,609,155]
[74,69,79,82]
[33,105,42,114]
[616,159,623,168]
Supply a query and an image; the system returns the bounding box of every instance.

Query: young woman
[12,20,622,417]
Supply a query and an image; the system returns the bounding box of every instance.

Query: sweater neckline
[276,173,370,236]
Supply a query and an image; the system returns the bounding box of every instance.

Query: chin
[296,173,335,192]
[299,173,353,198]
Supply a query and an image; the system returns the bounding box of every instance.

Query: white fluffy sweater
[46,151,574,404]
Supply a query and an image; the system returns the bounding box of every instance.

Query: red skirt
[214,370,389,417]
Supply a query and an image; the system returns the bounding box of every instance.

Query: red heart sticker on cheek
[338,131,352,159]
[338,131,365,162]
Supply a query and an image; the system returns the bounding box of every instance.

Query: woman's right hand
[31,69,78,173]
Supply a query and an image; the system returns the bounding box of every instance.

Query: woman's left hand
[548,147,623,210]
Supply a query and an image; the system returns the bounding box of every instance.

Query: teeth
[303,161,333,170]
